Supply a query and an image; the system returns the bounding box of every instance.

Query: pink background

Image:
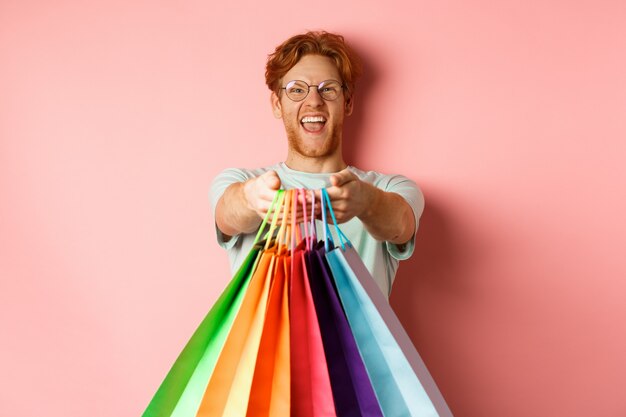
[1,1,625,416]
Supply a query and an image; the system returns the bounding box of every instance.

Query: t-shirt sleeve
[381,175,425,261]
[209,168,254,250]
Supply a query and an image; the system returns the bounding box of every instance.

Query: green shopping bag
[143,192,285,417]
[143,248,260,417]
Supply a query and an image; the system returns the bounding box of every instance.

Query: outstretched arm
[323,169,416,244]
[215,170,282,237]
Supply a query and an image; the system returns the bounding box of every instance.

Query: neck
[284,150,347,173]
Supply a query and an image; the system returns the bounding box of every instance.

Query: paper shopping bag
[143,246,261,417]
[290,242,336,417]
[143,191,286,417]
[196,191,292,416]
[246,252,291,417]
[194,248,276,416]
[320,188,453,417]
[305,242,384,417]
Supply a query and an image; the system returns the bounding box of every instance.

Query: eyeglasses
[281,79,345,102]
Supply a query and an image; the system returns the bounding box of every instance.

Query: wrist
[358,183,382,221]
[240,180,262,219]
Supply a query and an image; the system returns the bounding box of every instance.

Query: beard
[284,120,343,159]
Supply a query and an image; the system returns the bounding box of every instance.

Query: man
[210,31,424,297]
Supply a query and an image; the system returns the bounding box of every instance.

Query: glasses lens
[285,80,309,101]
[318,80,342,101]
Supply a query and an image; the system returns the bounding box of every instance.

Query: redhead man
[210,31,424,297]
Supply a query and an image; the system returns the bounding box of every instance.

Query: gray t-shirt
[209,162,425,298]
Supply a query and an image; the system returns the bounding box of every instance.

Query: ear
[270,91,282,119]
[344,95,354,116]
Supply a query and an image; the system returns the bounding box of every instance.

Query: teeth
[301,116,326,123]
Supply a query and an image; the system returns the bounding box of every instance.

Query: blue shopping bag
[321,189,453,417]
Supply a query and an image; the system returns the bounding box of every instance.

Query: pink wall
[1,1,625,416]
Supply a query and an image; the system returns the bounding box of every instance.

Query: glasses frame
[280,79,346,102]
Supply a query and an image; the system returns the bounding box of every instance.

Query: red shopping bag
[289,189,336,417]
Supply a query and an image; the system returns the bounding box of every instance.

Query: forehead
[283,54,341,83]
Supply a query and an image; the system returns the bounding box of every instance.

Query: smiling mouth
[301,116,326,133]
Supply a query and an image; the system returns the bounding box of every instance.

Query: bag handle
[309,189,317,246]
[253,187,350,252]
[275,189,293,253]
[295,189,303,245]
[290,189,304,254]
[321,188,348,251]
[261,190,286,251]
[320,188,334,251]
[296,188,309,249]
[297,188,311,251]
[253,189,284,247]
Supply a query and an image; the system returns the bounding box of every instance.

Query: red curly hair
[265,31,363,100]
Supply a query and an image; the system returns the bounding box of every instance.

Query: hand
[242,170,282,219]
[321,168,376,224]
[242,173,319,224]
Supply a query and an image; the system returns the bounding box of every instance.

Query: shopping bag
[195,247,275,416]
[321,188,453,417]
[196,191,291,416]
[143,191,285,417]
[246,251,290,416]
[143,246,261,417]
[145,186,453,417]
[289,190,336,417]
[304,191,384,417]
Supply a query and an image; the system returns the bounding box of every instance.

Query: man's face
[271,54,353,160]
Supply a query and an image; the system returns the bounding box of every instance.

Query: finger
[257,190,279,210]
[260,198,278,215]
[324,185,344,202]
[261,170,281,190]
[330,169,355,187]
[312,189,322,202]
[297,191,311,208]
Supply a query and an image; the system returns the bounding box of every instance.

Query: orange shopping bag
[196,191,293,417]
[246,252,290,416]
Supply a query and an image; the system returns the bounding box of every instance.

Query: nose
[304,86,324,106]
